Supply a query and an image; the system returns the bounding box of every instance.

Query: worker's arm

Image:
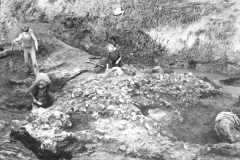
[115,50,122,65]
[12,34,22,43]
[30,32,38,51]
[45,84,51,97]
[28,82,42,105]
[106,52,110,70]
[115,55,122,65]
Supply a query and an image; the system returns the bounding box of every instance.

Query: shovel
[86,60,105,68]
[8,43,14,70]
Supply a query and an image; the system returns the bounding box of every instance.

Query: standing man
[12,26,38,75]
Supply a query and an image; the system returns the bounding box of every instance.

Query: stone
[117,124,125,130]
[11,120,28,132]
[86,132,93,141]
[131,115,138,121]
[83,90,91,96]
[0,120,9,125]
[11,108,74,154]
[115,68,124,76]
[92,96,98,101]
[125,116,130,120]
[152,66,164,74]
[188,72,193,76]
[119,98,125,103]
[114,111,119,115]
[183,143,189,150]
[119,145,127,151]
[211,142,240,156]
[145,123,154,134]
[98,103,106,110]
[107,105,116,110]
[103,135,111,141]
[0,145,35,160]
[96,89,104,95]
[0,124,5,131]
[95,129,106,135]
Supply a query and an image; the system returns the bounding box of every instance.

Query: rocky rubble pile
[12,108,73,153]
[0,146,33,160]
[71,67,219,116]
[64,67,220,159]
[8,67,221,159]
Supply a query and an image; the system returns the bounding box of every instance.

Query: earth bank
[1,0,240,160]
[2,0,240,74]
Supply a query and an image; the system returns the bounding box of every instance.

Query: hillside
[1,0,240,160]
[1,0,240,75]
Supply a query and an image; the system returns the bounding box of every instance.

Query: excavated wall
[1,0,240,75]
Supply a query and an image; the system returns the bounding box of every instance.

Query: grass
[52,0,230,67]
[93,0,224,54]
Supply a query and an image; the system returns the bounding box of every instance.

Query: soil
[1,21,240,159]
[168,97,237,145]
[0,42,50,148]
[220,76,240,87]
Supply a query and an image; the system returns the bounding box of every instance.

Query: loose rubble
[12,107,73,153]
[10,67,221,159]
[62,67,220,159]
[73,67,219,115]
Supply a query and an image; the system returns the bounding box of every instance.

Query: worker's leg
[29,47,38,76]
[23,48,31,72]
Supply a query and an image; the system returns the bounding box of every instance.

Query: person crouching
[215,111,240,143]
[28,72,54,108]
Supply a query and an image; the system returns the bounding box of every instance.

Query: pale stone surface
[60,67,219,159]
[152,66,164,74]
[12,107,73,153]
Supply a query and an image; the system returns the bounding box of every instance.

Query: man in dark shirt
[106,43,123,70]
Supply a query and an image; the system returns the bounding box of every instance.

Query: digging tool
[89,55,102,59]
[86,60,105,68]
[8,43,14,70]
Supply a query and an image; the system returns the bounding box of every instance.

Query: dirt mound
[168,99,233,145]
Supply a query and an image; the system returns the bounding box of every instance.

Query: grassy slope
[2,0,240,74]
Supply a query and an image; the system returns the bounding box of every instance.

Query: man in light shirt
[12,26,38,75]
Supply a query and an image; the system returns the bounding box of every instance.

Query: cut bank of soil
[168,98,236,145]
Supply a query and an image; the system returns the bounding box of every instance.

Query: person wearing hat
[214,108,240,143]
[12,26,39,75]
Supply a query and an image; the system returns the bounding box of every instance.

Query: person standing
[12,26,39,75]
